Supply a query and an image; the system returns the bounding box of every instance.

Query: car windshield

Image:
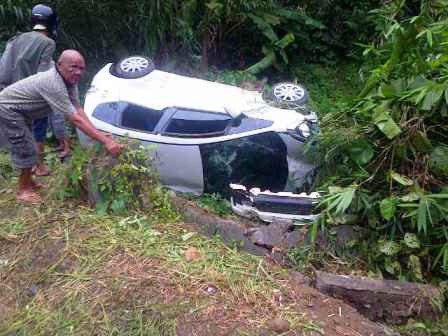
[92,102,163,133]
[162,108,232,138]
[121,103,163,132]
[92,102,274,137]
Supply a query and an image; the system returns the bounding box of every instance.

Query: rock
[171,194,269,256]
[245,219,294,248]
[184,247,201,262]
[315,271,442,324]
[285,229,307,248]
[266,318,290,333]
[289,271,311,286]
[215,219,268,256]
[333,225,361,249]
[204,284,218,295]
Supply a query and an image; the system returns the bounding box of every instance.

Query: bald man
[0,50,124,204]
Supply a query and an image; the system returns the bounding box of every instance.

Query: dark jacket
[0,31,55,90]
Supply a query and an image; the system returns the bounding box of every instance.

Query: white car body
[79,59,317,195]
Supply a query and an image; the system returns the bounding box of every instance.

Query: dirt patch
[0,290,16,319]
[0,192,394,335]
[285,277,387,336]
[67,251,391,335]
[82,252,252,334]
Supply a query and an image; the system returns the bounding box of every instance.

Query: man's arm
[69,86,102,132]
[67,108,123,156]
[0,37,16,87]
[76,104,100,131]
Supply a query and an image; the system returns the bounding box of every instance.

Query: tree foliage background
[0,0,380,71]
[315,0,448,282]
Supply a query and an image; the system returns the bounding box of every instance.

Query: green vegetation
[0,0,380,71]
[185,192,233,217]
[52,142,172,217]
[397,317,448,336]
[1,2,448,332]
[314,1,448,282]
[0,150,322,335]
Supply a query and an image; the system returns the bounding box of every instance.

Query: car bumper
[230,184,320,223]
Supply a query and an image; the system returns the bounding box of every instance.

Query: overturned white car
[78,55,318,195]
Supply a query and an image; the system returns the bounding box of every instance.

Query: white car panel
[77,130,204,194]
[92,65,261,114]
[144,142,204,194]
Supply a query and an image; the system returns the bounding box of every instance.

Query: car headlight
[288,121,312,141]
[297,122,311,138]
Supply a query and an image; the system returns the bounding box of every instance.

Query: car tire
[271,82,309,105]
[110,55,155,79]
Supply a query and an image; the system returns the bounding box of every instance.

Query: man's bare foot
[16,189,42,204]
[58,147,71,159]
[32,164,50,176]
[30,179,44,190]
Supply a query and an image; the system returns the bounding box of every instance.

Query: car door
[118,103,207,195]
[159,108,289,195]
[81,102,205,194]
[157,107,234,195]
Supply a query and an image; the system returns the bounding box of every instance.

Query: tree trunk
[200,30,210,73]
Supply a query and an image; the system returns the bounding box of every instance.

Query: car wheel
[272,82,309,105]
[110,55,155,79]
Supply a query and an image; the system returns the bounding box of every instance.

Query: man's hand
[105,139,125,157]
[68,112,124,156]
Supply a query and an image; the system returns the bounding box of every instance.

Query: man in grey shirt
[0,4,70,176]
[0,50,123,204]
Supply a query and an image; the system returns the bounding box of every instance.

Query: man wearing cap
[0,50,124,204]
[0,4,70,176]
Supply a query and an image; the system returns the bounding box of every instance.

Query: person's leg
[17,167,42,203]
[2,116,42,203]
[50,112,70,158]
[32,117,50,176]
[58,137,70,158]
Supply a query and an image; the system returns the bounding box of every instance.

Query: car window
[121,103,163,132]
[92,102,120,126]
[163,108,232,137]
[227,115,273,134]
[200,132,288,194]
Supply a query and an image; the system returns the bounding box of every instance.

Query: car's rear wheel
[110,55,155,79]
[272,82,308,105]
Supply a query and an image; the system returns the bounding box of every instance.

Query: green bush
[316,0,448,281]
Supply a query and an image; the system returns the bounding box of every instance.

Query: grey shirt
[0,67,80,121]
[0,31,55,89]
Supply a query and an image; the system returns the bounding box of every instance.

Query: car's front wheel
[110,55,155,79]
